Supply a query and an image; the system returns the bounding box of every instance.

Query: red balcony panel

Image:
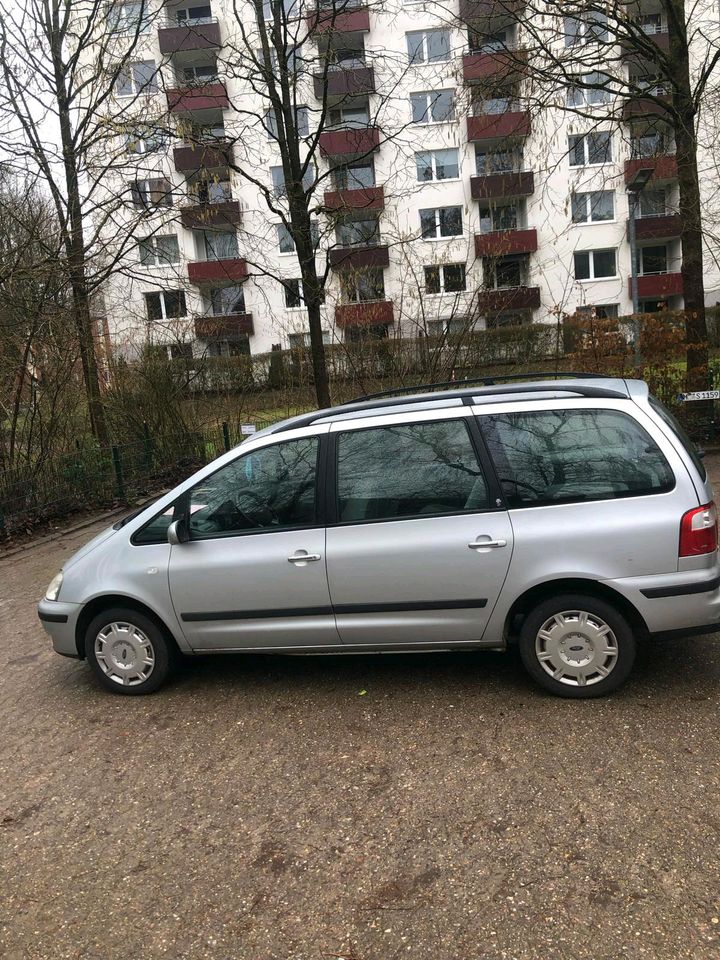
[471,171,534,200]
[477,286,540,312]
[630,273,684,299]
[168,82,229,113]
[335,300,394,328]
[319,126,380,157]
[314,66,375,98]
[463,49,526,82]
[173,140,233,170]
[475,228,537,257]
[621,95,672,121]
[460,0,525,19]
[633,214,682,242]
[308,6,370,33]
[158,20,221,55]
[188,258,248,284]
[194,313,254,338]
[181,201,242,229]
[622,31,670,61]
[624,155,677,184]
[329,245,389,269]
[467,111,530,142]
[324,185,384,211]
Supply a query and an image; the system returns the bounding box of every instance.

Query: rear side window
[335,419,490,523]
[481,408,674,508]
[649,396,707,482]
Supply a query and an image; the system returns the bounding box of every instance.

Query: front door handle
[468,539,507,550]
[288,552,321,563]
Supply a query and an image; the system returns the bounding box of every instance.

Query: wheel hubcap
[535,610,619,687]
[94,622,155,687]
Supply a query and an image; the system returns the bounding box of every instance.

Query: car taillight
[679,502,718,557]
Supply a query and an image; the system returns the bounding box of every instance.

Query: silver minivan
[38,376,720,698]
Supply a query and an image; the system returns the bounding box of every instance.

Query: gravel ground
[2,460,720,960]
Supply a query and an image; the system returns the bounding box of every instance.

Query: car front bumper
[37,599,83,658]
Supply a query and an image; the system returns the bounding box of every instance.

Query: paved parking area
[2,487,720,959]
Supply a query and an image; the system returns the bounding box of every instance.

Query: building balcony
[630,273,684,299]
[477,286,541,312]
[475,228,537,258]
[158,19,221,55]
[335,299,394,328]
[319,126,380,157]
[308,5,370,34]
[622,94,672,121]
[470,170,534,200]
[188,258,248,285]
[181,201,242,229]
[463,49,526,82]
[632,214,682,242]
[173,140,233,171]
[324,185,384,211]
[622,30,670,62]
[467,110,530,142]
[328,244,389,269]
[459,0,525,20]
[167,82,229,113]
[194,313,254,339]
[314,65,375,99]
[624,155,677,184]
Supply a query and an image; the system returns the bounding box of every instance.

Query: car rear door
[324,409,514,646]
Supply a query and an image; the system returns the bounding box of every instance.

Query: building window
[265,105,309,139]
[182,63,219,84]
[485,255,526,289]
[263,0,300,20]
[277,221,319,253]
[475,146,521,175]
[638,189,667,217]
[424,264,467,295]
[571,190,614,223]
[289,330,332,348]
[108,2,149,34]
[145,291,187,321]
[479,203,518,233]
[469,27,512,53]
[139,235,180,266]
[631,129,670,158]
[568,131,612,166]
[125,126,165,155]
[564,11,608,46]
[175,5,213,25]
[577,303,619,319]
[115,61,158,97]
[406,29,451,63]
[199,231,239,260]
[567,73,612,107]
[210,286,246,315]
[189,177,232,204]
[416,148,459,182]
[329,103,369,128]
[332,159,375,190]
[340,268,385,303]
[636,245,668,275]
[270,164,315,198]
[336,216,381,247]
[410,90,455,124]
[169,342,194,361]
[420,206,463,240]
[574,249,617,280]
[282,279,326,308]
[131,179,173,209]
[429,317,474,336]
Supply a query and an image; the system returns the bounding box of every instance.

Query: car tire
[518,593,636,699]
[85,606,174,695]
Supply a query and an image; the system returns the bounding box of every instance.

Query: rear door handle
[468,539,507,550]
[288,552,321,563]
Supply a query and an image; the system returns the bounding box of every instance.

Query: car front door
[325,412,514,646]
[168,428,339,651]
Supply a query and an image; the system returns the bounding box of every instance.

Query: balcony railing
[314,65,375,98]
[630,273,683,299]
[194,312,254,338]
[173,139,233,170]
[319,125,380,156]
[167,82,229,113]
[622,93,672,121]
[467,109,530,142]
[463,47,526,82]
[158,18,221,54]
[324,185,384,211]
[624,155,678,184]
[181,200,242,228]
[477,286,540,312]
[632,213,682,242]
[188,258,248,284]
[471,170,534,199]
[475,228,537,258]
[328,244,389,269]
[335,299,394,327]
[460,0,526,20]
[308,3,370,34]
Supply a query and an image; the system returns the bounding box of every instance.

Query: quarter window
[481,409,674,507]
[335,420,490,523]
[574,248,616,280]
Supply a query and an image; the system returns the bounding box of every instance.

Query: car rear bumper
[38,600,82,658]
[603,561,720,635]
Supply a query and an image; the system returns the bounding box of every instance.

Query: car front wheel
[518,593,636,699]
[85,607,173,695]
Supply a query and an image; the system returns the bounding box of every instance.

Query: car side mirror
[167,519,189,545]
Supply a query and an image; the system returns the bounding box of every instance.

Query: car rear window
[481,408,675,508]
[649,396,707,482]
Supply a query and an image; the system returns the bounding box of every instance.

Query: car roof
[252,374,643,440]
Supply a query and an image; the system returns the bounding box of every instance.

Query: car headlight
[45,571,63,601]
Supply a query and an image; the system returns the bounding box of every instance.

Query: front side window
[416,148,459,182]
[571,190,614,223]
[188,437,319,538]
[481,409,674,508]
[336,420,489,523]
[145,290,187,321]
[420,206,463,239]
[410,90,455,124]
[116,60,158,97]
[424,264,466,294]
[139,235,180,265]
[574,248,616,280]
[407,29,451,64]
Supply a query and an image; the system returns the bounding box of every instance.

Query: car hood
[63,525,117,571]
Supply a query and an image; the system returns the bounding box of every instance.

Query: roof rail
[348,371,611,404]
[270,377,629,434]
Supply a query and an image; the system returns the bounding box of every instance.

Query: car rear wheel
[518,593,636,698]
[85,607,173,695]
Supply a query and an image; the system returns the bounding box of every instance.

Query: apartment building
[94,0,720,359]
